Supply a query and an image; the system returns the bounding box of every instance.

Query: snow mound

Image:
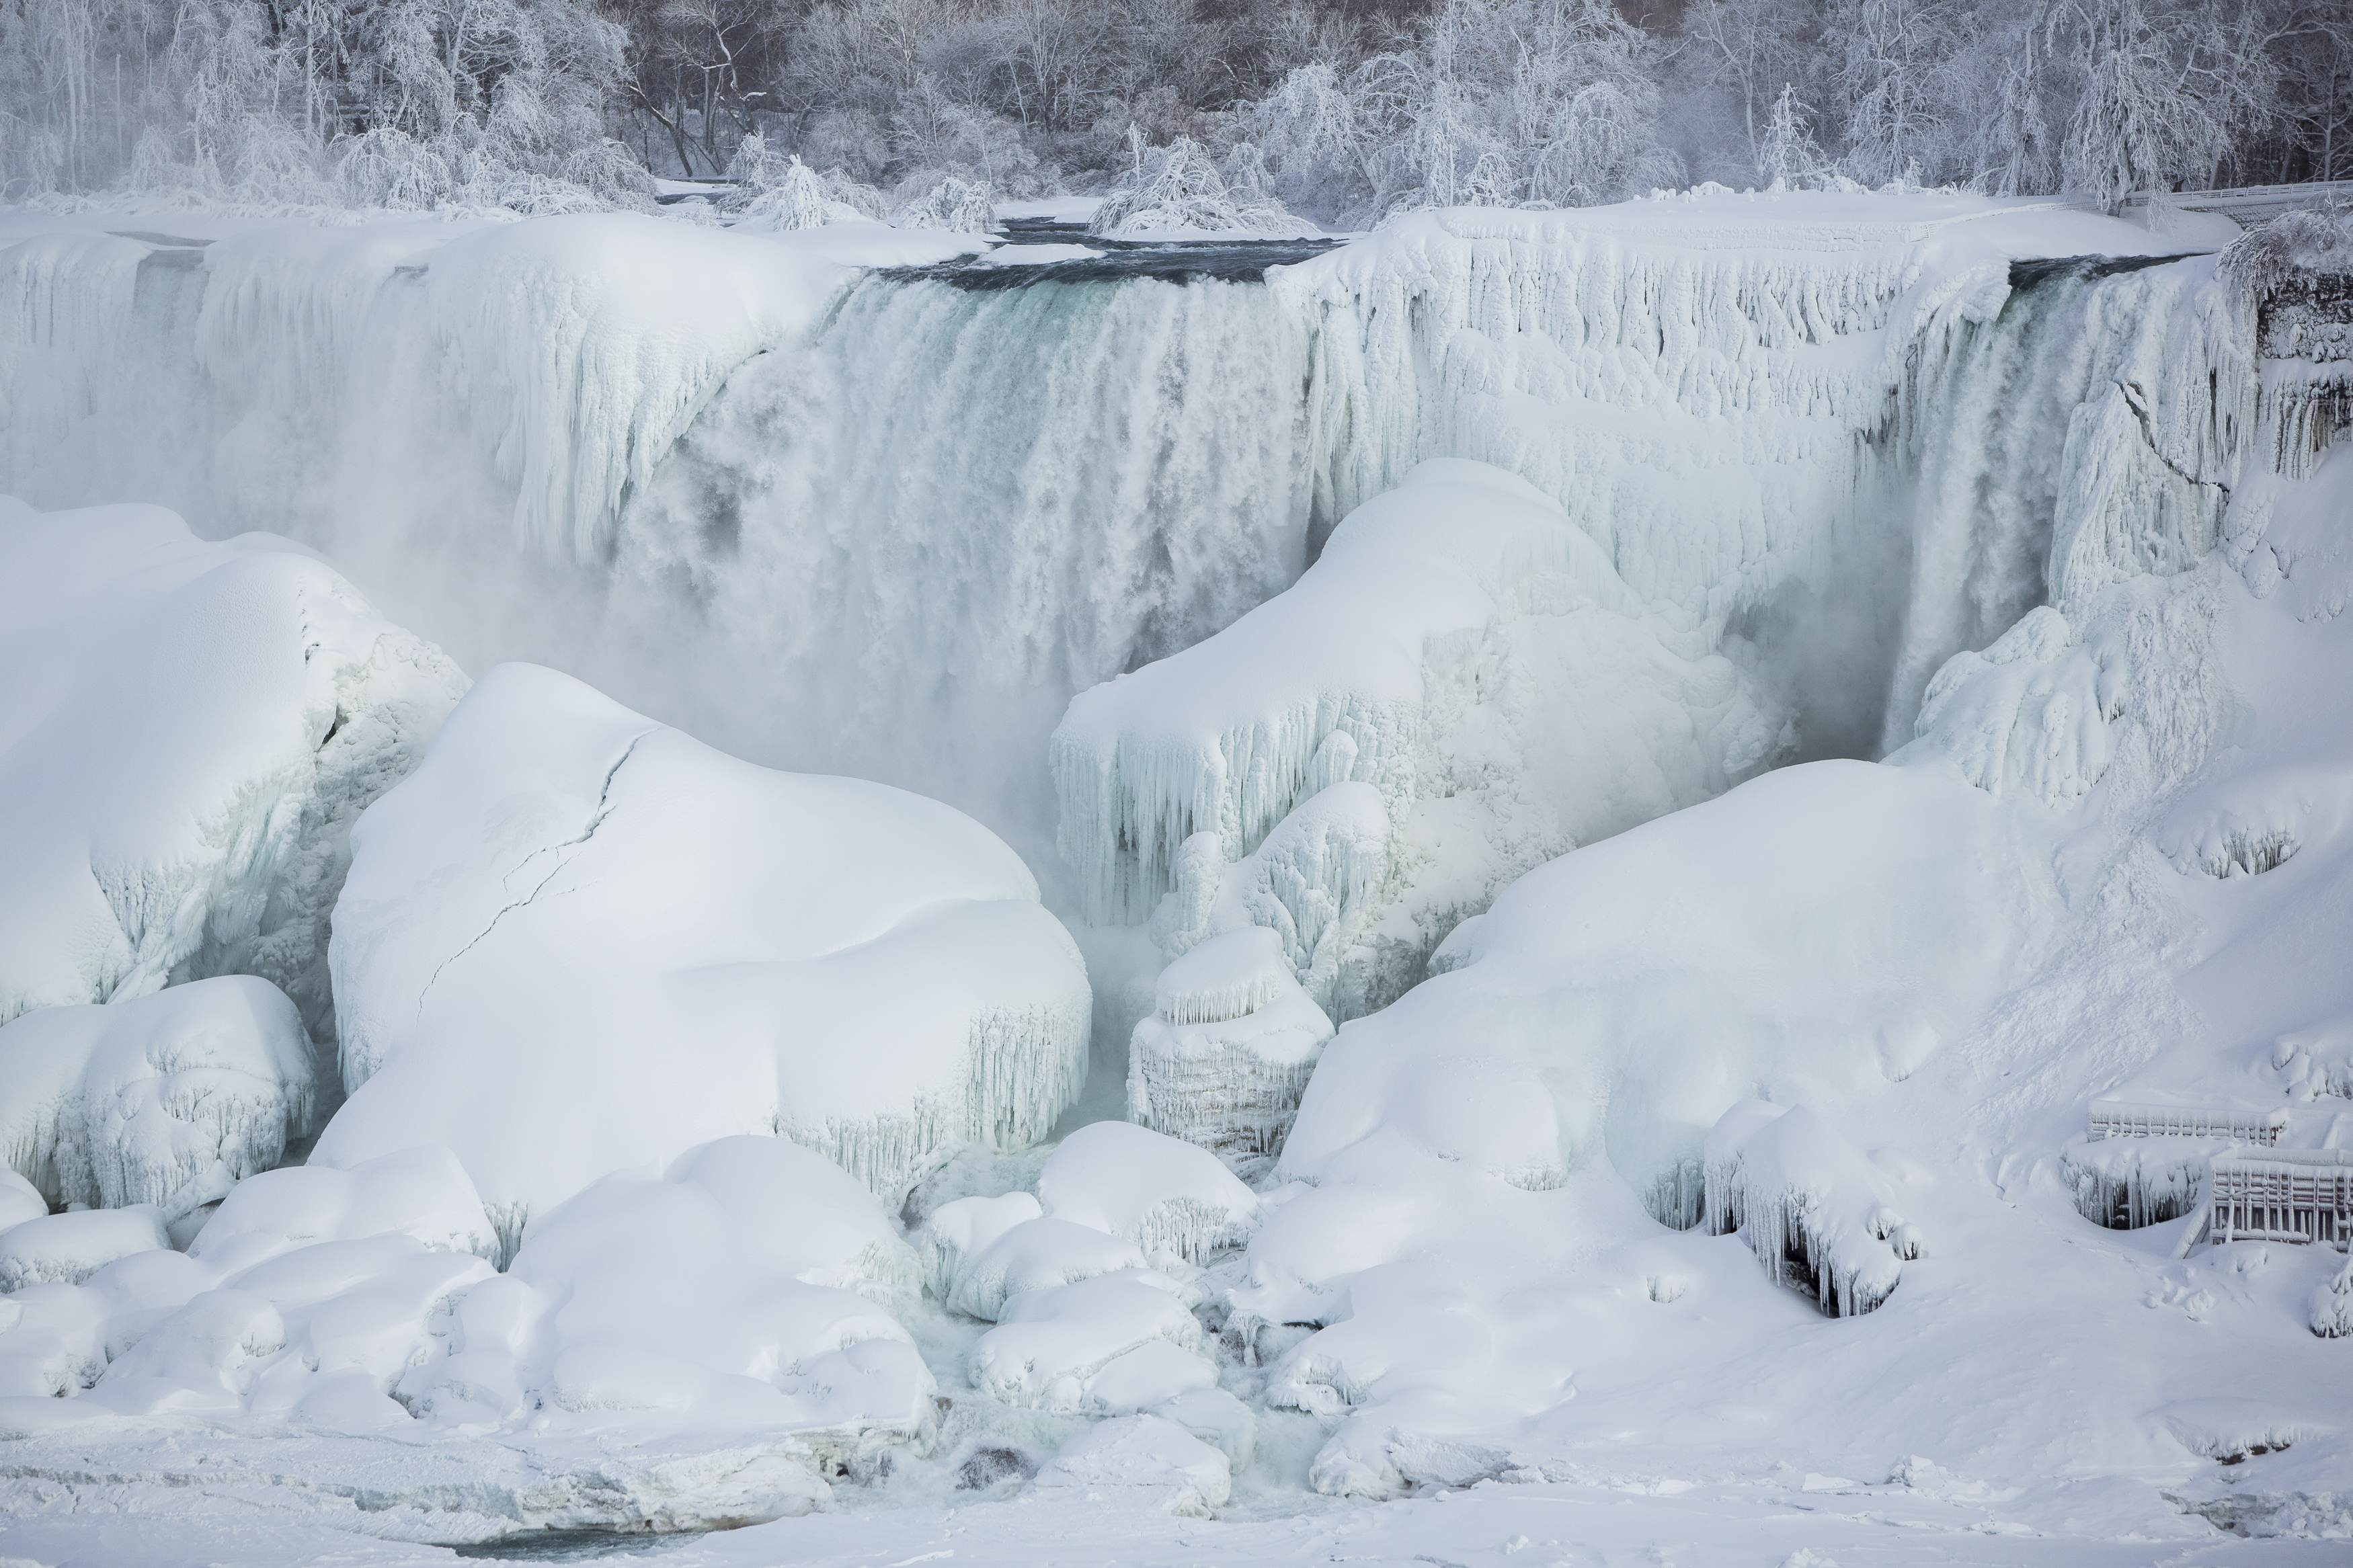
[1036,1122,1259,1268]
[0,1207,169,1293]
[186,1146,497,1271]
[0,502,465,1038]
[1129,927,1334,1178]
[1029,1411,1233,1517]
[0,977,318,1229]
[947,1218,1148,1324]
[916,1191,1041,1298]
[1702,1102,1920,1319]
[407,1135,936,1446]
[971,1271,1209,1413]
[320,663,1091,1247]
[0,1169,44,1232]
[1053,460,1790,1019]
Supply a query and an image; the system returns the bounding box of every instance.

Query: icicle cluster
[1704,1102,1919,1319]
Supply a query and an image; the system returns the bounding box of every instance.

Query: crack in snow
[412,729,655,1022]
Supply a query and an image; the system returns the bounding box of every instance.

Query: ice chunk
[1704,1103,1919,1319]
[321,663,1091,1245]
[0,977,318,1226]
[0,502,465,1039]
[947,1219,1148,1323]
[971,1272,1207,1412]
[0,1207,169,1293]
[188,1147,498,1270]
[1037,1122,1259,1268]
[1030,1412,1232,1517]
[1128,929,1334,1178]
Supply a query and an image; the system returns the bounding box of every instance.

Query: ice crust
[0,976,317,1228]
[0,501,465,1039]
[320,661,1092,1245]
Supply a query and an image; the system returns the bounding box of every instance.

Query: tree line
[3,0,2348,222]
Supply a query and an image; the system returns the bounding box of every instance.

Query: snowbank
[0,501,464,1037]
[0,976,317,1227]
[321,663,1090,1247]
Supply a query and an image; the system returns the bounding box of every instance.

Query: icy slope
[321,663,1091,1249]
[0,501,464,1038]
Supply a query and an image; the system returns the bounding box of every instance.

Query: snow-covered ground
[2,190,2351,1565]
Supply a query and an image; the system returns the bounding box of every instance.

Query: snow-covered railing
[2087,1100,2287,1145]
[2208,1149,2353,1249]
[2121,181,2353,228]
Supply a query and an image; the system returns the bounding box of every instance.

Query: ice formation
[321,662,1091,1247]
[1124,930,1334,1180]
[971,1271,1211,1414]
[187,1147,499,1269]
[0,976,317,1231]
[0,1208,170,1294]
[2060,1134,2215,1231]
[0,500,464,1038]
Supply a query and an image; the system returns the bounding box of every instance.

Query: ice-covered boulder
[1054,460,1790,1019]
[319,663,1091,1247]
[1030,1412,1232,1517]
[1037,1122,1260,1266]
[1702,1102,1921,1319]
[916,1191,1042,1297]
[0,977,319,1229]
[970,1271,1209,1413]
[186,1147,500,1272]
[946,1218,1148,1323]
[0,1207,169,1293]
[0,501,466,1038]
[1126,927,1333,1176]
[403,1136,935,1446]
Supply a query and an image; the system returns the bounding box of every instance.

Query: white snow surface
[321,661,1092,1244]
[0,501,464,1037]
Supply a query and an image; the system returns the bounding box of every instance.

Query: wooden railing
[2208,1149,2353,1249]
[2087,1100,2288,1145]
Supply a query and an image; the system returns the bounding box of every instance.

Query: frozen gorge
[1,186,2352,1566]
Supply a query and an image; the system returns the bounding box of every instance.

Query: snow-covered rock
[971,1271,1209,1413]
[1036,1122,1259,1268]
[319,663,1091,1247]
[0,1169,44,1232]
[0,977,319,1229]
[916,1191,1041,1298]
[0,1207,169,1293]
[186,1146,497,1272]
[1029,1412,1232,1517]
[947,1219,1148,1324]
[1127,927,1333,1176]
[0,502,465,1038]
